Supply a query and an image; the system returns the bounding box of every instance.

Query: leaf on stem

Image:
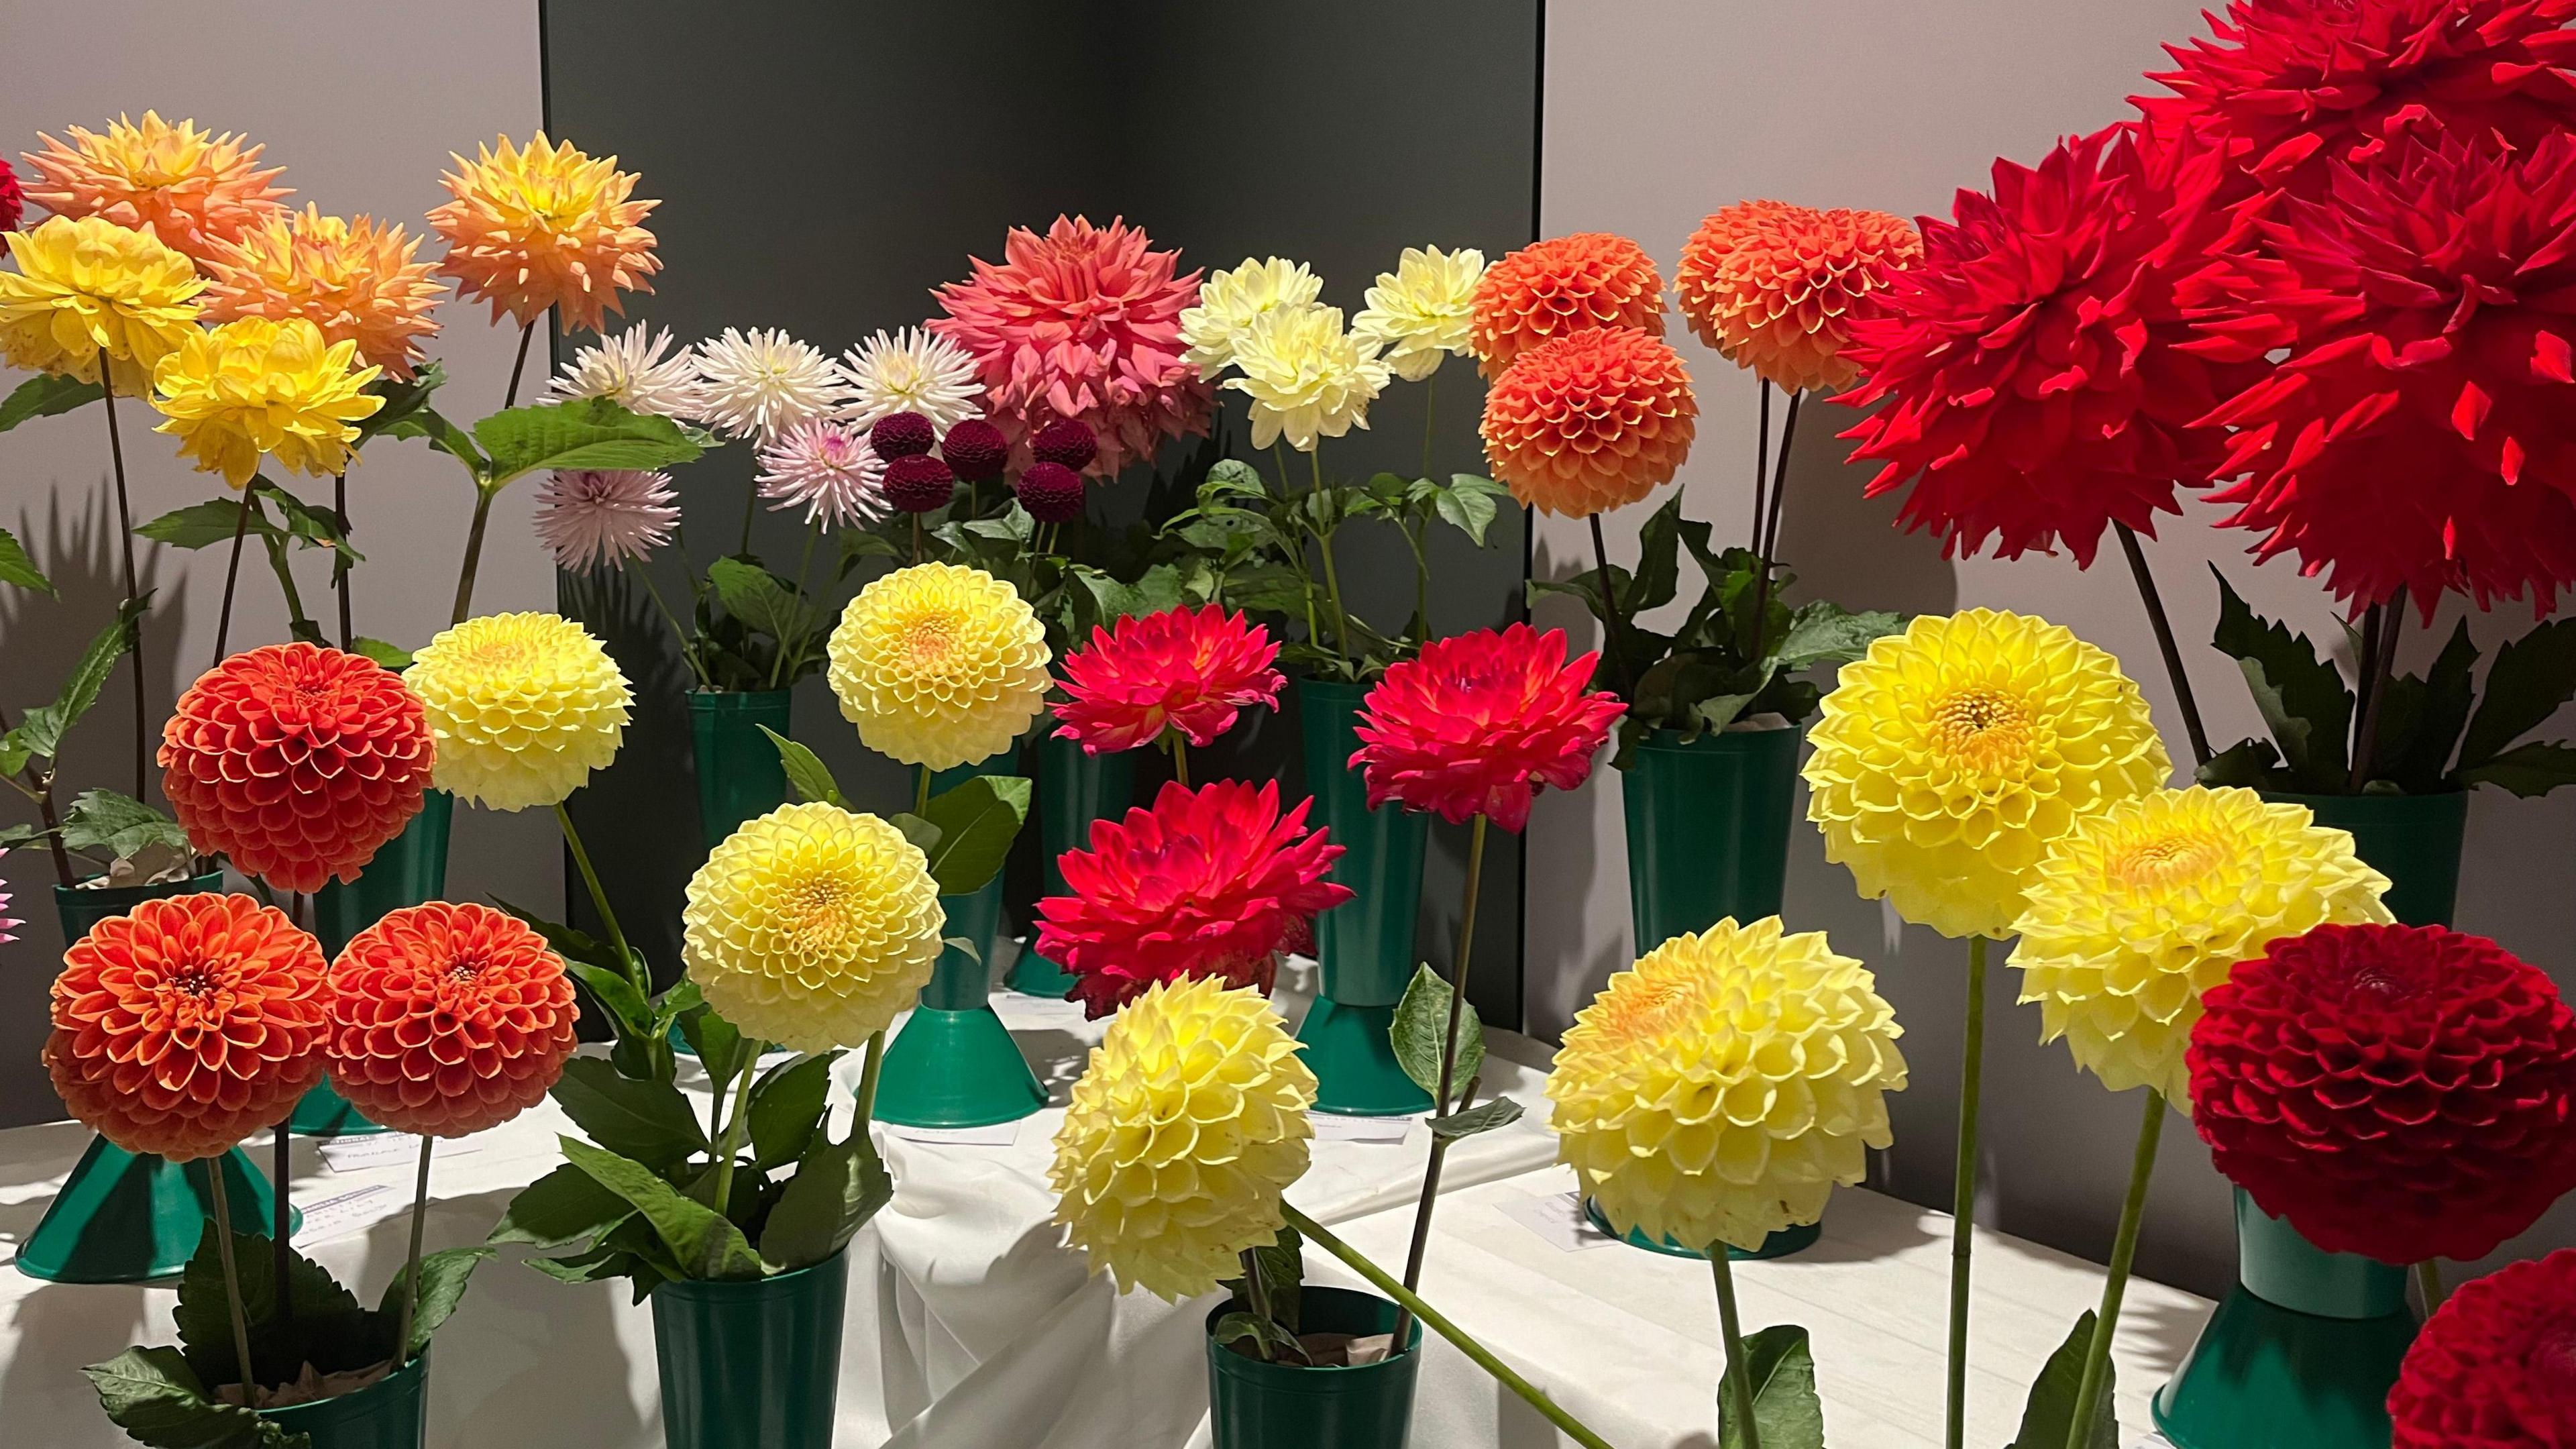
[10,593,152,765]
[60,790,192,862]
[918,775,1032,896]
[557,1136,765,1282]
[82,1345,305,1449]
[549,1057,710,1171]
[1391,964,1483,1103]
[761,726,847,808]
[0,372,103,433]
[1428,1097,1525,1142]
[2457,616,2576,776]
[474,396,704,486]
[758,1130,892,1271]
[376,1246,494,1358]
[2006,1311,2118,1449]
[2210,568,2352,792]
[747,1051,842,1171]
[0,526,56,595]
[1719,1323,1827,1449]
[488,1162,635,1250]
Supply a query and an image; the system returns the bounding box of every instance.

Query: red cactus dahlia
[1053,604,1284,755]
[2189,923,2576,1265]
[159,643,435,894]
[1036,780,1352,1018]
[0,158,22,237]
[325,902,580,1137]
[2388,1248,2576,1449]
[1350,623,1623,833]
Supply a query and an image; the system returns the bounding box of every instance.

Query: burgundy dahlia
[941,418,1009,482]
[870,411,936,460]
[1016,460,1086,525]
[1031,418,1099,472]
[2389,1248,2576,1449]
[883,452,957,513]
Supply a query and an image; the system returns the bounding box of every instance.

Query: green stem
[1311,448,1355,663]
[393,1134,432,1364]
[333,472,354,651]
[2064,1091,2167,1449]
[853,1029,886,1129]
[707,1052,761,1220]
[1587,513,1636,698]
[1947,936,1990,1449]
[1168,735,1191,788]
[1238,1248,1280,1363]
[99,378,148,797]
[628,558,710,688]
[2417,1259,2445,1315]
[1713,1249,1762,1449]
[213,488,254,667]
[263,533,315,638]
[503,316,538,409]
[768,519,822,689]
[1389,813,1489,1350]
[1401,516,1432,649]
[203,1169,260,1403]
[554,802,639,991]
[1420,370,1438,480]
[915,764,932,816]
[449,486,497,627]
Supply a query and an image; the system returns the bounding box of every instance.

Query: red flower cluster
[2388,1247,2576,1449]
[2189,923,2576,1265]
[0,158,21,236]
[1036,780,1350,1018]
[325,902,580,1138]
[1053,604,1283,755]
[1350,624,1621,833]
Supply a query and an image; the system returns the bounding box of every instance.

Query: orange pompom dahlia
[1481,325,1698,517]
[46,894,327,1162]
[1675,201,1921,393]
[203,206,446,380]
[159,644,435,894]
[20,111,288,265]
[1053,604,1284,755]
[325,903,580,1138]
[427,133,659,333]
[1468,232,1665,378]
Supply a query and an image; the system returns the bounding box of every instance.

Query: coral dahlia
[1675,200,1921,393]
[1481,325,1698,518]
[427,133,658,334]
[2388,1247,2576,1449]
[326,902,580,1137]
[1468,231,1665,378]
[1351,623,1623,833]
[201,206,447,381]
[1053,604,1283,755]
[21,111,288,265]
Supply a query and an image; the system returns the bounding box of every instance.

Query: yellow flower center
[1929,686,2032,771]
[784,871,859,955]
[902,613,958,668]
[2108,830,2226,892]
[1594,975,1702,1045]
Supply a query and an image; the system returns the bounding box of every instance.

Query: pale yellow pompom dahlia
[2010,786,2392,1102]
[150,317,383,488]
[1224,304,1391,452]
[1802,610,2171,940]
[1049,976,1317,1299]
[1352,245,1487,382]
[826,562,1051,771]
[683,803,945,1053]
[407,613,632,812]
[0,215,205,392]
[1549,917,1908,1254]
[1179,256,1322,380]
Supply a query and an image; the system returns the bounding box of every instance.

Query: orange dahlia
[1053,604,1284,754]
[203,205,445,380]
[20,111,288,266]
[1468,232,1664,378]
[427,133,659,333]
[159,644,435,895]
[1675,201,1921,393]
[325,903,580,1138]
[1481,325,1698,517]
[46,894,327,1162]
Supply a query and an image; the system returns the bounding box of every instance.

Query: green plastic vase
[2153,1191,2417,1449]
[257,1349,429,1448]
[1011,727,1135,997]
[1293,678,1432,1116]
[651,1252,849,1449]
[301,792,456,1136]
[1580,1197,1821,1263]
[1205,1286,1422,1449]
[1621,726,1800,952]
[691,690,794,851]
[2267,789,2465,928]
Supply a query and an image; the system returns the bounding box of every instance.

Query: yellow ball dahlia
[1549,916,1908,1254]
[1803,610,2171,940]
[203,205,446,380]
[1180,256,1322,380]
[1223,303,1392,452]
[427,133,659,334]
[1049,975,1317,1299]
[2010,786,2393,1102]
[407,612,632,812]
[1352,245,1487,383]
[682,802,946,1053]
[0,215,205,392]
[826,562,1051,771]
[21,111,289,265]
[150,317,384,488]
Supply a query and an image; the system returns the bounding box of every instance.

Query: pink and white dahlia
[841,326,983,437]
[549,323,704,420]
[533,468,680,573]
[757,419,888,528]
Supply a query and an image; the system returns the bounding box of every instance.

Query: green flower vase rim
[1200,1287,1424,1374]
[651,1244,849,1301]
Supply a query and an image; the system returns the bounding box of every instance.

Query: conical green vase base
[1582,1197,1820,1262]
[290,1079,391,1137]
[873,1007,1046,1128]
[1005,951,1077,998]
[17,1136,299,1283]
[2151,1288,2416,1448]
[1297,999,1431,1116]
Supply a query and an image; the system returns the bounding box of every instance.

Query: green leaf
[0,822,51,850]
[1391,965,1483,1104]
[83,1346,305,1449]
[749,1051,843,1171]
[382,405,487,474]
[175,1224,370,1389]
[2459,739,2576,796]
[1719,1324,1828,1449]
[355,362,445,443]
[550,1057,710,1171]
[1230,1222,1304,1335]
[885,811,943,860]
[61,789,192,861]
[138,496,282,551]
[376,1246,493,1356]
[559,1136,765,1281]
[1430,475,1505,547]
[476,396,704,486]
[2390,620,2477,791]
[676,1004,754,1097]
[2006,1311,2117,1449]
[15,594,150,762]
[761,725,847,808]
[1071,563,1186,625]
[524,1244,639,1286]
[1771,602,1903,671]
[2458,617,2576,773]
[489,1162,635,1250]
[252,479,362,562]
[0,526,55,595]
[2197,737,2288,790]
[1210,1311,1313,1365]
[706,557,810,643]
[492,896,636,981]
[564,962,650,1044]
[2210,568,2352,792]
[1629,495,1686,614]
[1428,1097,1525,1142]
[1204,458,1267,496]
[350,637,413,670]
[759,1132,894,1271]
[0,372,103,433]
[1219,561,1314,619]
[919,774,1033,896]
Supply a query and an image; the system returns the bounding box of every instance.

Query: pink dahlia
[757,419,887,529]
[930,215,1212,477]
[532,468,680,573]
[1054,604,1284,754]
[1350,623,1623,833]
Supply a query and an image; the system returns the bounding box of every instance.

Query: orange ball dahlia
[1351,623,1623,833]
[159,643,435,895]
[46,894,327,1161]
[1481,325,1698,517]
[1675,200,1921,393]
[1053,604,1284,755]
[203,205,447,380]
[427,133,659,333]
[20,111,288,266]
[1468,231,1665,378]
[325,903,580,1138]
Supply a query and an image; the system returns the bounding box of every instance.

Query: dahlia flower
[1179,256,1323,379]
[0,215,204,391]
[1049,975,1316,1299]
[326,902,580,1137]
[2388,1248,2576,1449]
[1803,610,2171,940]
[1053,604,1283,755]
[1840,122,2260,568]
[532,468,680,573]
[0,159,22,236]
[1350,623,1623,833]
[1036,780,1352,1019]
[201,206,445,380]
[2010,787,2393,1102]
[46,894,327,1162]
[547,323,704,420]
[407,612,633,811]
[757,420,886,528]
[930,214,1212,475]
[1675,201,1921,393]
[0,879,17,945]
[882,454,957,514]
[871,411,936,460]
[941,418,1008,482]
[683,802,946,1053]
[840,325,983,436]
[693,326,845,441]
[1225,304,1392,452]
[1481,325,1698,517]
[826,562,1051,771]
[21,111,288,265]
[1031,419,1099,470]
[150,317,384,488]
[158,643,434,894]
[427,133,659,333]
[1353,245,1487,383]
[1017,462,1085,523]
[2190,923,2576,1265]
[1468,232,1665,378]
[1549,916,1908,1253]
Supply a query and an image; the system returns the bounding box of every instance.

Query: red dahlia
[1035,780,1352,1018]
[325,902,581,1138]
[159,643,435,894]
[2388,1248,2576,1449]
[0,158,22,236]
[1350,623,1621,833]
[1053,604,1283,754]
[2189,923,2576,1265]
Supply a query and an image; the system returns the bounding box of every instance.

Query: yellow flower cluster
[0,215,204,392]
[1352,245,1487,382]
[150,317,384,487]
[826,562,1051,771]
[1224,304,1391,453]
[1180,256,1321,380]
[407,613,632,812]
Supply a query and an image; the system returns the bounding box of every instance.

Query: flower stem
[708,1049,761,1222]
[99,377,149,797]
[1587,513,1636,699]
[333,472,354,651]
[393,1134,433,1364]
[1390,812,1489,1351]
[504,316,538,409]
[915,764,932,816]
[768,519,822,689]
[1947,936,1990,1449]
[1712,1248,1762,1449]
[1311,448,1355,663]
[2114,524,2212,769]
[2349,586,2406,792]
[1168,735,1191,789]
[272,1121,293,1338]
[628,557,710,688]
[214,488,254,667]
[203,1168,260,1403]
[1743,389,1803,662]
[1238,1248,1280,1363]
[2416,1259,2445,1315]
[1750,380,1771,549]
[449,486,498,628]
[1420,371,1438,482]
[554,802,639,991]
[853,1029,886,1129]
[2064,1090,2167,1449]
[1283,1204,1617,1449]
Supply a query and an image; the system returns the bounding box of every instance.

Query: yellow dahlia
[0,215,204,391]
[1224,304,1392,452]
[1352,245,1487,382]
[150,317,383,488]
[1049,975,1316,1299]
[1180,256,1322,380]
[1803,610,2171,940]
[826,562,1051,771]
[1549,916,1908,1254]
[407,612,632,811]
[427,133,659,333]
[21,111,288,265]
[202,205,445,380]
[2010,786,2392,1102]
[683,802,945,1053]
